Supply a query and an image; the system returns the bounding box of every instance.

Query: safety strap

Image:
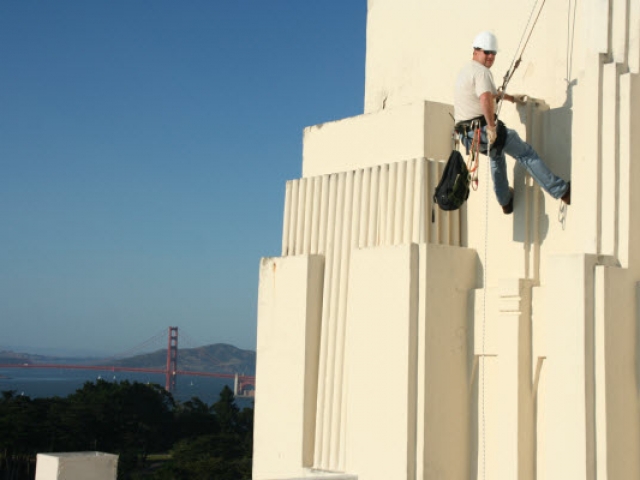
[468,120,482,190]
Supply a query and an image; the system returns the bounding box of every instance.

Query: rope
[478,4,547,475]
[467,123,482,190]
[481,134,492,480]
[497,0,548,116]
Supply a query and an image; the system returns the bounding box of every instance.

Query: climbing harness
[454,118,508,191]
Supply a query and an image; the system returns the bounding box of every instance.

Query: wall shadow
[540,79,576,182]
[511,79,576,247]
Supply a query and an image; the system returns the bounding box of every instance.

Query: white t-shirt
[454,60,497,123]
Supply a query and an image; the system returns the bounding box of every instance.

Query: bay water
[0,367,254,408]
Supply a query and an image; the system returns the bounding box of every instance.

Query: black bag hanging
[433,150,470,211]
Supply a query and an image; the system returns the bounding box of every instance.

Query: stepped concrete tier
[254,0,640,479]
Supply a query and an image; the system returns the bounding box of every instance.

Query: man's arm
[479,91,495,127]
[495,92,526,104]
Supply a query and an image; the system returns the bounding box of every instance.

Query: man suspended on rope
[454,31,571,214]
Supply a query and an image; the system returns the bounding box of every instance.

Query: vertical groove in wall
[318,175,330,254]
[282,181,292,256]
[367,166,380,247]
[314,174,338,467]
[331,171,355,470]
[302,178,314,255]
[403,159,416,243]
[291,180,300,254]
[629,0,640,73]
[310,176,322,255]
[596,58,605,255]
[601,62,618,256]
[359,168,371,249]
[612,0,628,64]
[338,169,362,470]
[280,158,460,471]
[395,161,407,244]
[379,165,389,246]
[618,73,631,268]
[324,173,346,468]
[407,159,422,243]
[420,161,430,245]
[387,163,398,245]
[296,179,307,256]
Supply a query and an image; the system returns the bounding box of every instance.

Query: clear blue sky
[0,1,366,355]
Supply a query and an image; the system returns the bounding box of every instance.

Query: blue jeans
[462,127,569,206]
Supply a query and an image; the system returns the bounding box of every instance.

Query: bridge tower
[165,326,178,393]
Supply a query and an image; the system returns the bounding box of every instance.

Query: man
[454,31,570,214]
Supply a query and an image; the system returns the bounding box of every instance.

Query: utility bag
[433,150,470,211]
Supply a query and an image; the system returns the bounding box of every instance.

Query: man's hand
[511,94,528,105]
[486,125,497,144]
[498,93,528,104]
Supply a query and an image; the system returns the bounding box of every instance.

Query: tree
[166,386,253,480]
[62,380,175,476]
[0,381,254,480]
[0,391,48,480]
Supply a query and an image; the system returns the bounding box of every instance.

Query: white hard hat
[472,31,498,52]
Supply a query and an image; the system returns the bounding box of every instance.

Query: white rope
[481,134,492,480]
[480,4,547,474]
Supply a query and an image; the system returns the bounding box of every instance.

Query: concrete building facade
[253,1,640,479]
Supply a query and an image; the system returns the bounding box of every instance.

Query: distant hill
[0,344,256,376]
[0,350,56,365]
[110,343,256,375]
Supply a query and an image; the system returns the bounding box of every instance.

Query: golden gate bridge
[0,327,255,397]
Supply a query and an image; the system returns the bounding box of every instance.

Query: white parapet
[302,101,453,178]
[35,452,118,480]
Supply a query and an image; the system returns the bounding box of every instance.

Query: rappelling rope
[481,131,492,480]
[496,0,548,117]
[479,4,547,479]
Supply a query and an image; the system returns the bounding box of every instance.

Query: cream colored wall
[344,244,419,480]
[364,0,595,112]
[253,0,640,479]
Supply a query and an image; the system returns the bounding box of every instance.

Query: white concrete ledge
[35,452,118,480]
[302,101,452,177]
